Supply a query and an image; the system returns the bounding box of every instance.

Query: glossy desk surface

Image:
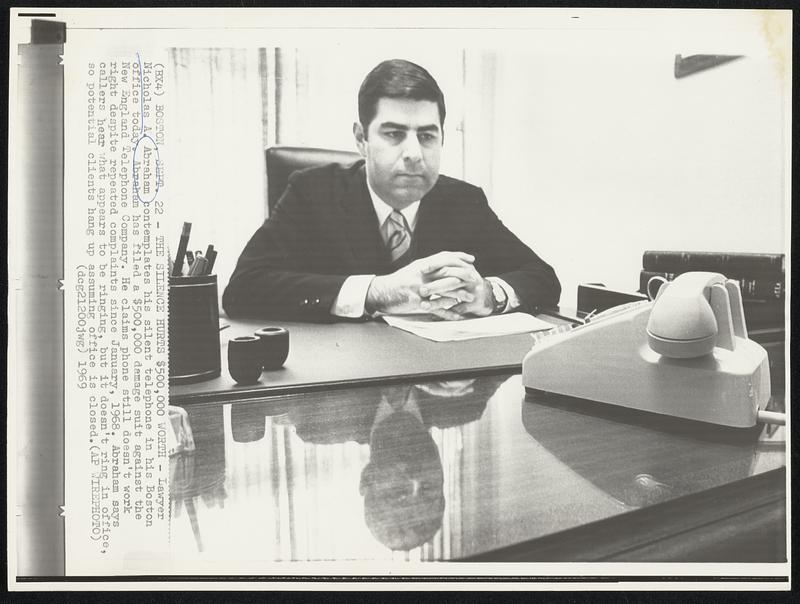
[168,372,786,567]
[170,317,545,404]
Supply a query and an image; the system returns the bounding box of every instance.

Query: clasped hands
[365,251,494,320]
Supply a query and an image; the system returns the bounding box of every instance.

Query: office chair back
[265,146,361,212]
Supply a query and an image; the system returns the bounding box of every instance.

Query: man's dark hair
[358,59,446,134]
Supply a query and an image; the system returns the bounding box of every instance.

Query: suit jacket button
[301,298,308,306]
[314,298,320,304]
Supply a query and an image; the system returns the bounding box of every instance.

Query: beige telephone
[523,272,776,428]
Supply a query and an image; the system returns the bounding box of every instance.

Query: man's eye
[384,131,402,140]
[419,133,438,143]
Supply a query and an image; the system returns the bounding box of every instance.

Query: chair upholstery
[265,146,361,212]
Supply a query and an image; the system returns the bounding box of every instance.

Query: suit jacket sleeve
[222,171,350,322]
[463,187,561,313]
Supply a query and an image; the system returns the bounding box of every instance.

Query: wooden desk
[170,317,550,404]
[167,373,786,568]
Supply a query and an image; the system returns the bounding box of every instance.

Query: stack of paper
[382,312,554,342]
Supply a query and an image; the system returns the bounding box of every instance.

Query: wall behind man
[166,13,788,311]
[468,20,788,307]
[265,46,466,181]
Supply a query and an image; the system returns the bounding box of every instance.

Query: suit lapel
[339,165,392,272]
[337,169,449,271]
[410,178,445,258]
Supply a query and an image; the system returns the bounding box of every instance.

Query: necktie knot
[383,210,411,264]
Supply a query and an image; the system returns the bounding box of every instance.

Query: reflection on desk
[166,373,785,567]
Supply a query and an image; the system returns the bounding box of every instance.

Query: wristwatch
[488,278,508,314]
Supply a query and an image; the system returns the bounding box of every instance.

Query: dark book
[642,251,784,275]
[577,283,648,315]
[742,299,785,329]
[638,270,784,301]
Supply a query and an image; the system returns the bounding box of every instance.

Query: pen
[188,253,202,276]
[189,256,207,277]
[187,252,199,276]
[172,222,192,277]
[205,248,217,275]
[537,308,585,326]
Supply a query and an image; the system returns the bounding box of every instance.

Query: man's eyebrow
[379,122,440,132]
[379,122,409,130]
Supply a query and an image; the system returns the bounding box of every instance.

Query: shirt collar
[366,177,420,232]
[371,386,423,439]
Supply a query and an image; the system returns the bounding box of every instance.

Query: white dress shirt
[330,181,520,318]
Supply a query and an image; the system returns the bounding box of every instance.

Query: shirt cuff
[330,274,376,318]
[487,276,521,313]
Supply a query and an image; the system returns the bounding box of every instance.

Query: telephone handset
[646,271,747,358]
[522,272,773,428]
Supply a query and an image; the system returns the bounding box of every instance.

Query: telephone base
[522,302,771,429]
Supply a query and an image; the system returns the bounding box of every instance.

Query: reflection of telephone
[523,272,773,428]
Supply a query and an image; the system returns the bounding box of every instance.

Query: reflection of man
[288,379,489,445]
[287,379,491,551]
[359,386,444,551]
[223,59,560,322]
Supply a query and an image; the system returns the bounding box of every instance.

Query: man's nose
[401,134,423,163]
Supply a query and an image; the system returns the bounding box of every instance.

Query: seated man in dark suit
[223,59,560,322]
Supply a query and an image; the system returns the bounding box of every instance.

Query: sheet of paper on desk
[382,312,554,342]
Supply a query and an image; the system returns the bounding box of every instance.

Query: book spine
[639,270,784,300]
[642,251,784,275]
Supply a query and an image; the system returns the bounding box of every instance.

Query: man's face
[354,97,442,209]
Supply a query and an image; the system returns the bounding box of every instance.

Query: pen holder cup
[169,275,221,385]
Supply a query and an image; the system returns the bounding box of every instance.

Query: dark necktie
[382,210,411,264]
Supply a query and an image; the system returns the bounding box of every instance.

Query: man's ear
[353,122,367,157]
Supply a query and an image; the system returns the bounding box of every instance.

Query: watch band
[489,278,508,314]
